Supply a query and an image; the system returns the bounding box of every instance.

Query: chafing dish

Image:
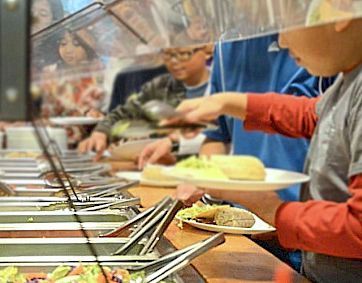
[0,210,133,224]
[0,197,140,212]
[0,237,157,260]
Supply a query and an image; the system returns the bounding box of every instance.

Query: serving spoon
[142,100,217,129]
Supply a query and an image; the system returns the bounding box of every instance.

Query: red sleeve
[276,174,362,259]
[244,93,320,139]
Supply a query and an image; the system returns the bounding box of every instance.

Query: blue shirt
[205,34,334,201]
[185,81,209,99]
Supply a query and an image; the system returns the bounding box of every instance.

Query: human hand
[138,137,176,169]
[162,93,247,134]
[175,183,205,206]
[78,131,107,161]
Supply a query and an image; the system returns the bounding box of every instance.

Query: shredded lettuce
[49,265,72,280]
[0,266,26,283]
[130,271,146,283]
[176,203,218,221]
[111,120,131,137]
[175,156,228,180]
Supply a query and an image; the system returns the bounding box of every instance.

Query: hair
[56,29,98,67]
[48,0,64,22]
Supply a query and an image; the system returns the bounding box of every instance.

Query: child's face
[163,47,207,82]
[32,0,52,33]
[279,24,344,76]
[59,32,88,66]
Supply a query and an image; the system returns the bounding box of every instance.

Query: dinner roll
[142,165,176,182]
[209,155,266,180]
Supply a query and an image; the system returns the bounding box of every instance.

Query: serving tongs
[100,197,174,238]
[142,100,218,130]
[133,233,225,283]
[110,197,182,256]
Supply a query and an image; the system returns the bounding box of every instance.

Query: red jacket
[245,93,362,259]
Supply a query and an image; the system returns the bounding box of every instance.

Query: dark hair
[57,29,98,67]
[71,31,98,61]
[48,0,64,22]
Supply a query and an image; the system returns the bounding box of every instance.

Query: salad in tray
[0,265,145,283]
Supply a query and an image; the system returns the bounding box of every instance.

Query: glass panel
[30,0,362,120]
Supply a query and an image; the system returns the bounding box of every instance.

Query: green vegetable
[130,271,146,283]
[174,156,228,180]
[50,265,72,280]
[111,121,131,138]
[0,266,26,283]
[176,203,218,221]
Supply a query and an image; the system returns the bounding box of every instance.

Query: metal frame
[0,0,31,120]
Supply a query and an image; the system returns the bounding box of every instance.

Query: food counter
[111,161,306,283]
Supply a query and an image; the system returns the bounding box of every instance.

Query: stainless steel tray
[0,198,140,212]
[12,187,62,197]
[1,179,46,186]
[0,196,131,202]
[0,237,155,259]
[0,210,132,223]
[0,228,112,238]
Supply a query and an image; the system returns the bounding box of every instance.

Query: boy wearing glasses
[78,44,212,159]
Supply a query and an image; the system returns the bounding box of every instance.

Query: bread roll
[209,155,266,180]
[215,207,255,228]
[142,165,176,182]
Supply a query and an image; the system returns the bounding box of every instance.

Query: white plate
[176,213,275,235]
[165,168,310,191]
[116,171,180,188]
[49,117,103,126]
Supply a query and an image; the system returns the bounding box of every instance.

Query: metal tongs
[134,233,225,283]
[142,100,217,130]
[102,196,182,256]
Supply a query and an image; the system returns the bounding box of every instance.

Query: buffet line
[0,150,223,283]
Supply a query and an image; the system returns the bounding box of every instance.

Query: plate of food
[176,202,275,234]
[49,116,103,126]
[116,165,181,187]
[164,155,310,191]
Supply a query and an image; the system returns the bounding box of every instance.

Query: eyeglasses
[162,47,203,62]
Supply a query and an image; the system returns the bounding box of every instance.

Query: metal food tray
[0,210,133,224]
[0,228,114,238]
[0,198,140,212]
[11,187,63,197]
[0,237,159,260]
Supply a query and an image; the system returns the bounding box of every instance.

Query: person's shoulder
[141,73,185,94]
[145,73,176,87]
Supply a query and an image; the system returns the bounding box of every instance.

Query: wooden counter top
[129,185,302,283]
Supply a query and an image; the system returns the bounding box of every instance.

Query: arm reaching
[78,131,107,161]
[245,93,320,139]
